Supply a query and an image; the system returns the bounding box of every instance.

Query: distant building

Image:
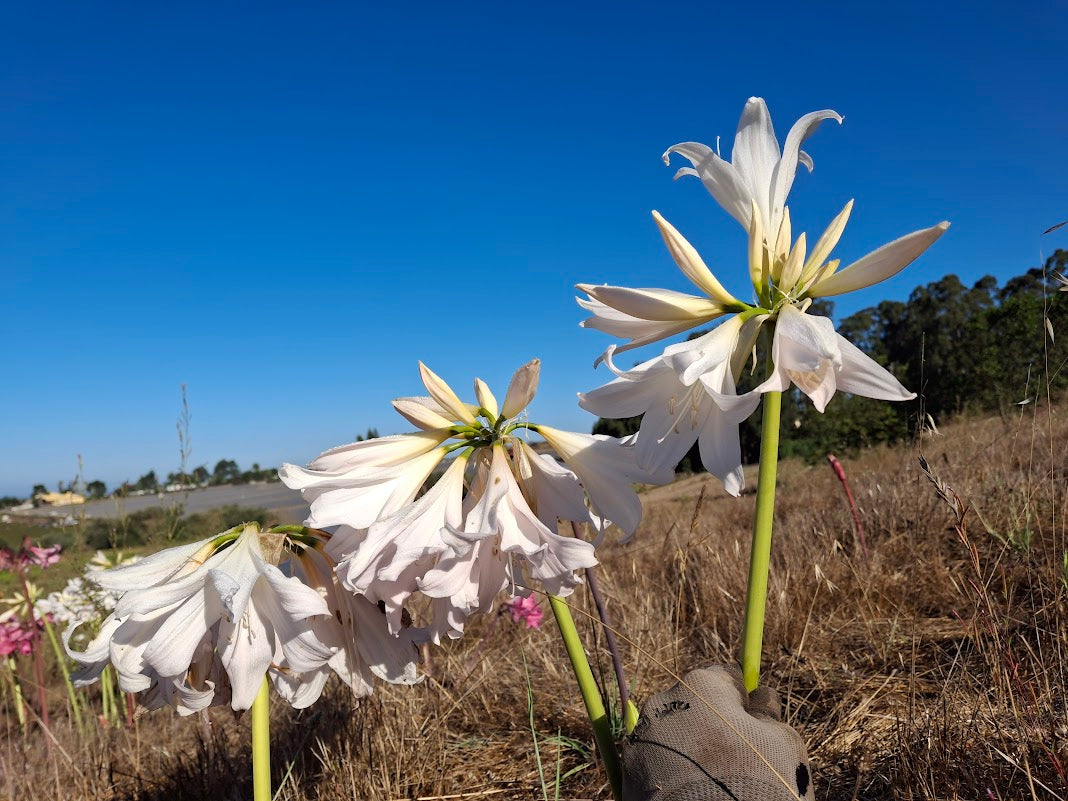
[33,491,86,507]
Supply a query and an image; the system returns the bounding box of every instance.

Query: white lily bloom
[66,523,418,714]
[580,99,949,492]
[663,97,842,238]
[579,315,764,496]
[290,359,662,644]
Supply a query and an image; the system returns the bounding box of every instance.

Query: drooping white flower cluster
[579,97,949,493]
[280,359,671,643]
[67,524,419,714]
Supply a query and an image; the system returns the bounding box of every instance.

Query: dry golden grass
[3,404,1067,800]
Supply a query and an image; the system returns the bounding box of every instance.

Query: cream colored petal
[392,396,455,430]
[747,200,766,288]
[808,222,950,298]
[577,283,724,322]
[662,141,752,228]
[473,379,499,419]
[500,358,541,418]
[779,232,808,293]
[773,207,792,273]
[800,200,853,285]
[652,211,739,305]
[418,362,478,425]
[577,296,709,364]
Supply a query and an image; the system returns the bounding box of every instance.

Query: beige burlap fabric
[620,665,813,801]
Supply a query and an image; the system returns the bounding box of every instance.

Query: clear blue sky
[2,1,1065,497]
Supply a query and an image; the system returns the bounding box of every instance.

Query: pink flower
[0,616,37,657]
[25,541,62,568]
[505,596,544,630]
[0,539,62,572]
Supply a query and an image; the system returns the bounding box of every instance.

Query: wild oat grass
[3,406,1066,800]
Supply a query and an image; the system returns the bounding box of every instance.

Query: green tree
[134,470,159,492]
[211,459,240,485]
[86,480,107,499]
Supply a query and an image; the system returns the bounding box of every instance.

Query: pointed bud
[418,362,478,424]
[501,358,541,418]
[473,378,499,419]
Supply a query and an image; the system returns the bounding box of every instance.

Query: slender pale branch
[251,677,271,801]
[741,389,783,693]
[548,595,622,801]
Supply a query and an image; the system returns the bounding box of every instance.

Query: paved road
[6,482,310,524]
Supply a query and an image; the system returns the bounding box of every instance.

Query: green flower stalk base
[741,390,783,693]
[252,677,271,801]
[549,595,623,801]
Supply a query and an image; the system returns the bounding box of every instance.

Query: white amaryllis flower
[581,102,949,493]
[285,359,669,642]
[579,313,766,496]
[65,523,418,714]
[663,96,842,240]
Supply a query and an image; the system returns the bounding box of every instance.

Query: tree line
[594,249,1068,467]
[7,459,281,508]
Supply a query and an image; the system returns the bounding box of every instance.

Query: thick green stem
[42,618,83,733]
[548,595,622,801]
[251,677,271,801]
[741,390,783,693]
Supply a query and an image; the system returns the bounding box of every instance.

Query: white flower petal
[697,411,746,497]
[577,283,725,322]
[281,431,450,484]
[500,358,541,418]
[800,200,853,285]
[392,396,455,430]
[419,362,478,424]
[473,379,499,419]
[577,296,704,364]
[769,108,842,228]
[835,334,915,401]
[662,141,752,228]
[536,426,670,538]
[731,97,780,228]
[651,212,739,305]
[90,537,215,591]
[808,222,950,297]
[304,448,447,529]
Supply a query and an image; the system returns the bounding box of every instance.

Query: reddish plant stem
[15,570,52,753]
[827,454,868,558]
[571,522,630,724]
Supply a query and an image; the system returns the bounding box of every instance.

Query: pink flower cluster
[0,616,41,657]
[505,595,544,630]
[0,538,62,571]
